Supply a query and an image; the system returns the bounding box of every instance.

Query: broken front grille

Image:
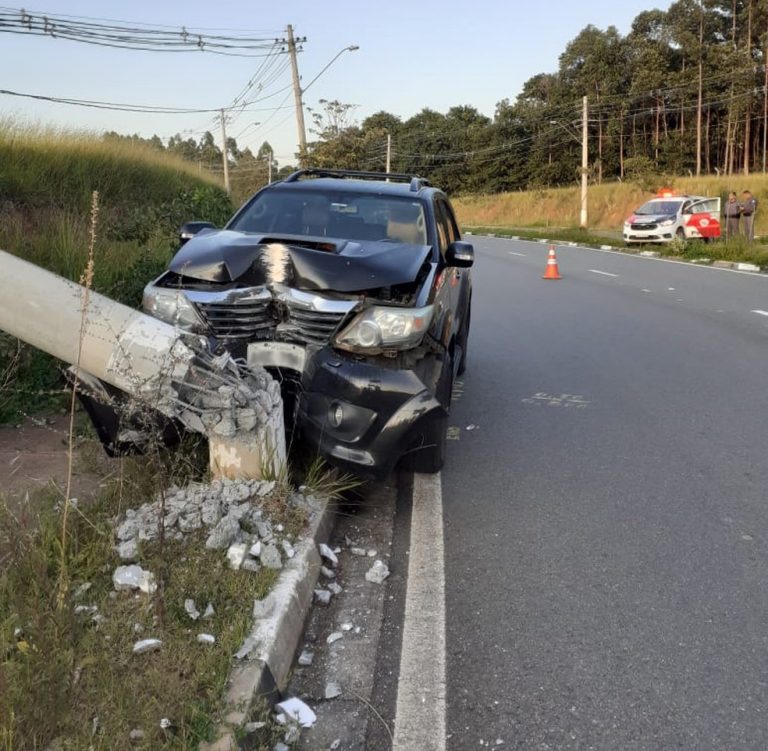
[186,286,356,347]
[194,292,274,341]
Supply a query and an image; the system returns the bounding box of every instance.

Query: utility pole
[268,148,273,183]
[286,25,308,165]
[581,95,588,229]
[386,133,391,177]
[220,108,230,195]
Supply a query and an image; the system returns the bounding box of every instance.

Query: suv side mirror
[446,240,474,268]
[179,221,216,246]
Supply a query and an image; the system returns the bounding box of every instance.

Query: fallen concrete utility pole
[0,250,285,479]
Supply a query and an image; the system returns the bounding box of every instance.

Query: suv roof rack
[283,168,431,192]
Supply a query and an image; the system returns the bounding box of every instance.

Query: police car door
[684,197,722,240]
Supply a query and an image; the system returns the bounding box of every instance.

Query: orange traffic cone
[543,245,561,280]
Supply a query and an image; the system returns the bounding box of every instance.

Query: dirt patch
[0,413,113,509]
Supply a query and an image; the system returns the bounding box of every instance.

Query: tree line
[106,0,768,196]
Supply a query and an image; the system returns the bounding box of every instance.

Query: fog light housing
[329,402,344,428]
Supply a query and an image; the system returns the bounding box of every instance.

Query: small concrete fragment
[117,539,138,561]
[185,599,201,621]
[128,728,145,743]
[325,681,342,699]
[282,540,296,559]
[365,559,390,584]
[298,649,314,666]
[318,543,338,567]
[249,540,262,558]
[327,632,343,645]
[226,542,248,570]
[132,638,162,654]
[202,602,215,619]
[244,721,267,732]
[350,546,367,556]
[314,589,331,605]
[327,581,342,595]
[241,559,261,573]
[197,633,216,645]
[320,566,336,579]
[275,697,317,728]
[260,543,283,569]
[205,512,241,550]
[113,565,156,594]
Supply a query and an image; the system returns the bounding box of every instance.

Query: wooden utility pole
[386,133,391,174]
[286,25,307,164]
[696,4,703,176]
[219,109,230,195]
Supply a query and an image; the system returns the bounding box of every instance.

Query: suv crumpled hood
[169,230,431,293]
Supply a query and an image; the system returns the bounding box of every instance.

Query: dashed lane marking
[392,473,446,751]
[508,251,526,257]
[751,309,768,317]
[589,269,618,278]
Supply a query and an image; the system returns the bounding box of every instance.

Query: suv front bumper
[294,347,444,479]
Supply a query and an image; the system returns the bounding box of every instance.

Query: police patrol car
[623,190,721,245]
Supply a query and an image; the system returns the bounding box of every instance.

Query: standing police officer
[740,190,758,242]
[724,191,741,240]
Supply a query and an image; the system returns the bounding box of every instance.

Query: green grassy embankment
[453,177,768,267]
[0,120,233,423]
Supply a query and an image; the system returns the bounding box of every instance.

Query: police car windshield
[636,200,683,215]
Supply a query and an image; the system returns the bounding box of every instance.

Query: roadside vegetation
[0,120,233,424]
[454,177,768,268]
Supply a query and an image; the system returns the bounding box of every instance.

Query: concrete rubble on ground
[365,559,390,584]
[132,638,162,654]
[110,479,317,584]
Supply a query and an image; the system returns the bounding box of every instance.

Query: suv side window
[434,199,457,257]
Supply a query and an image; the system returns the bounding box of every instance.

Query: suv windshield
[636,200,684,216]
[228,188,428,245]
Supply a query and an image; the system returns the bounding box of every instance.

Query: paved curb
[200,495,336,751]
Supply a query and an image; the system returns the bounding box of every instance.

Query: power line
[0,6,285,56]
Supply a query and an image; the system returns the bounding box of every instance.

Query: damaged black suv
[142,169,473,477]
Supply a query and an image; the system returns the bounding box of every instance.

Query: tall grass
[0,120,234,423]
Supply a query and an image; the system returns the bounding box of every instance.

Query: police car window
[636,200,683,215]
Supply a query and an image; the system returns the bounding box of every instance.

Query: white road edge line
[751,309,768,317]
[589,269,618,278]
[392,472,447,751]
[508,251,526,257]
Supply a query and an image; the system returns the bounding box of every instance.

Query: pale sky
[0,0,674,166]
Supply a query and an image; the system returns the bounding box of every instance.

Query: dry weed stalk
[56,189,99,608]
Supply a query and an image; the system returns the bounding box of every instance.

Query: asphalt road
[442,238,768,749]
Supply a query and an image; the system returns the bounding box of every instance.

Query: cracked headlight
[334,305,434,353]
[142,284,205,330]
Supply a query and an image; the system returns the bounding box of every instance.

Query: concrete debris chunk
[329,740,341,750]
[260,543,283,569]
[184,599,200,621]
[178,510,202,532]
[132,638,162,654]
[128,728,145,743]
[327,582,343,595]
[227,542,248,569]
[205,512,240,550]
[117,538,138,561]
[281,539,296,559]
[116,517,140,541]
[367,549,377,557]
[298,649,314,666]
[314,589,332,605]
[113,565,157,594]
[320,566,336,579]
[275,697,317,728]
[197,633,216,645]
[201,498,222,526]
[74,605,98,616]
[73,582,92,598]
[202,602,215,619]
[341,622,353,632]
[244,721,267,732]
[319,543,338,567]
[327,631,343,645]
[274,743,290,751]
[365,559,390,584]
[350,546,367,556]
[325,681,342,699]
[256,521,272,539]
[249,540,262,558]
[242,559,261,573]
